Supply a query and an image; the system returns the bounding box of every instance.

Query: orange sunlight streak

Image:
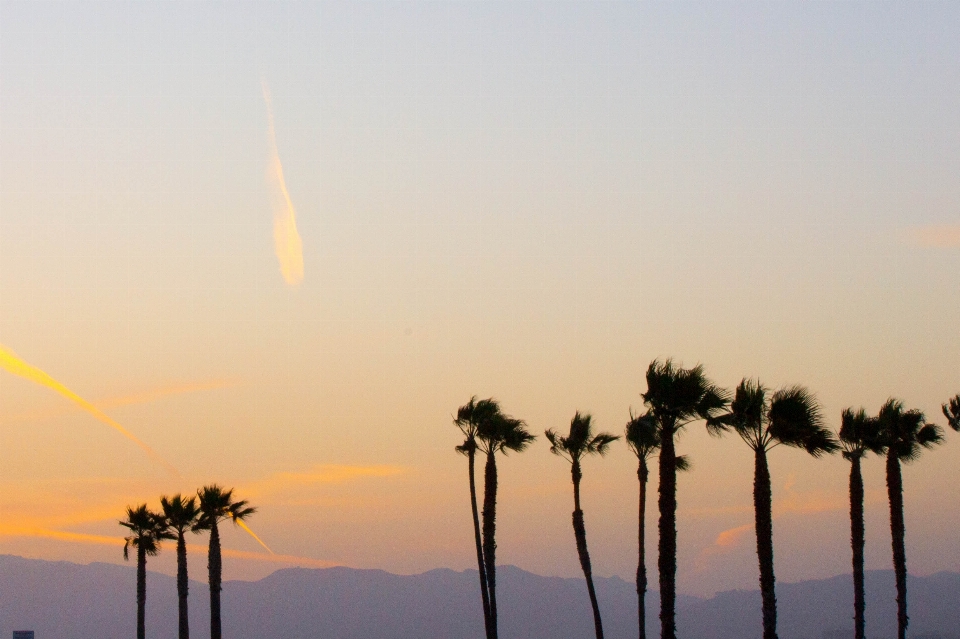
[235,518,275,555]
[0,344,180,478]
[262,78,304,287]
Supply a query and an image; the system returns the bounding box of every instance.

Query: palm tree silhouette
[943,394,960,431]
[625,411,689,639]
[873,399,943,639]
[707,380,838,639]
[195,485,256,639]
[546,412,619,639]
[477,409,535,639]
[454,396,503,639]
[161,494,201,639]
[838,408,881,639]
[640,359,727,639]
[120,504,173,639]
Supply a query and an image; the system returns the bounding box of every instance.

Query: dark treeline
[454,359,960,639]
[119,484,255,639]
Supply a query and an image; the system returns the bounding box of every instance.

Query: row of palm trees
[119,484,256,639]
[454,359,960,639]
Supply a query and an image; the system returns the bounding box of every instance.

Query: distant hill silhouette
[1,554,958,638]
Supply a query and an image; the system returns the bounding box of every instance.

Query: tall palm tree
[873,399,943,639]
[546,412,619,639]
[477,410,535,639]
[838,408,881,639]
[641,359,727,639]
[707,380,838,639]
[161,494,201,639]
[120,504,173,639]
[943,394,960,431]
[195,485,256,639]
[454,396,503,639]
[624,411,689,639]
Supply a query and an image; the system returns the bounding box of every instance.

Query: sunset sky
[0,1,958,599]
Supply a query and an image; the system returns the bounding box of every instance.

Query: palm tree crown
[874,399,943,461]
[839,408,881,461]
[195,485,256,529]
[546,411,619,463]
[162,494,200,533]
[120,504,172,560]
[707,380,838,455]
[642,359,728,430]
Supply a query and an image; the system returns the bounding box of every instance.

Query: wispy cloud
[262,78,304,287]
[905,224,960,248]
[245,464,406,497]
[0,378,240,426]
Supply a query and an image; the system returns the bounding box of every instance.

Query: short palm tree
[838,408,881,639]
[943,394,960,431]
[625,411,689,639]
[874,399,943,639]
[546,412,619,639]
[161,494,201,639]
[707,380,838,639]
[195,485,256,639]
[641,359,727,639]
[454,396,503,639]
[477,410,535,639]
[120,504,173,639]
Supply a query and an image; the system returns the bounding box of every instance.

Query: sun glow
[262,79,304,287]
[0,344,179,477]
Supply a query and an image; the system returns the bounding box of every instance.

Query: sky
[0,0,958,599]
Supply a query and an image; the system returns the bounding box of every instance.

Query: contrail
[0,344,180,477]
[262,79,304,287]
[235,518,275,555]
[0,378,240,426]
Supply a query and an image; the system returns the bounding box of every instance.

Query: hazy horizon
[0,0,958,600]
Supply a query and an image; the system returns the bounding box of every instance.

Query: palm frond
[943,395,960,432]
[767,385,837,455]
[675,454,692,472]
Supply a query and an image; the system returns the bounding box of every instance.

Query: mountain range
[2,554,958,638]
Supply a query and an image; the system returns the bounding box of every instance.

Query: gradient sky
[0,1,958,599]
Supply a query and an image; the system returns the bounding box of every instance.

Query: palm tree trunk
[469,446,492,639]
[571,460,604,639]
[658,423,677,639]
[754,447,778,639]
[482,448,499,639]
[637,458,649,639]
[177,532,190,639]
[886,451,908,639]
[849,457,865,639]
[137,544,147,639]
[208,520,223,639]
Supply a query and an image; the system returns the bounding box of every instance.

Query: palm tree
[546,412,619,639]
[838,408,881,639]
[707,380,838,639]
[477,410,535,639]
[195,485,256,639]
[120,504,173,639]
[943,394,960,431]
[640,359,727,639]
[161,494,201,639]
[873,399,943,639]
[454,396,503,639]
[624,411,689,639]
